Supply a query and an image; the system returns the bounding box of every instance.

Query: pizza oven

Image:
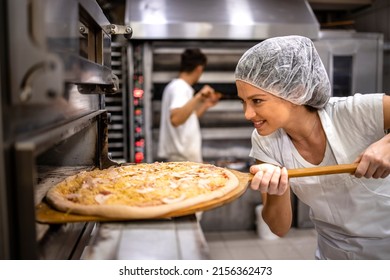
[148,41,256,166]
[0,0,128,259]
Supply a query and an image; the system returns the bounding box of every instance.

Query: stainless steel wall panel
[314,30,383,96]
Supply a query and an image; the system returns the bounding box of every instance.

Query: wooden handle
[287,163,358,178]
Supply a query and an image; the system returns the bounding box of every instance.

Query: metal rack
[148,41,255,164]
[106,42,130,162]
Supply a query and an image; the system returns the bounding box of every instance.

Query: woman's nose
[244,105,256,120]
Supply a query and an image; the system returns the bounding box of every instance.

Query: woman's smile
[253,120,266,130]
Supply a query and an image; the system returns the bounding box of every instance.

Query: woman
[235,35,390,259]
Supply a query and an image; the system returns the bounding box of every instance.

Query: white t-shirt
[158,78,202,162]
[250,94,390,259]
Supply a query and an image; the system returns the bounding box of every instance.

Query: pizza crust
[45,162,240,219]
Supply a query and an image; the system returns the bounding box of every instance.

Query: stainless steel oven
[314,30,383,96]
[149,41,256,165]
[0,0,131,259]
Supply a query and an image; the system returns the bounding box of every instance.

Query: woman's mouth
[253,120,265,129]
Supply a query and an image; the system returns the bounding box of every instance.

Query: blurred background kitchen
[0,0,389,259]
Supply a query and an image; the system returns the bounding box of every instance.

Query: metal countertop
[82,214,210,260]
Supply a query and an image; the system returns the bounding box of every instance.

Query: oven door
[0,0,125,259]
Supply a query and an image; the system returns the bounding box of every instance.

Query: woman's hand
[354,134,390,179]
[249,163,289,195]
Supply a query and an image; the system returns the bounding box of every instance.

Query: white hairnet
[235,35,331,108]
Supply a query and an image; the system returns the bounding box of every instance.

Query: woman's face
[236,80,295,136]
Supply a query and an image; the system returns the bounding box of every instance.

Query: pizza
[45,161,240,219]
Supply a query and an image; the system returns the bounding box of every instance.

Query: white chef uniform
[158,78,202,162]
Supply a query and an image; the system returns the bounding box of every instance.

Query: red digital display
[133,88,144,98]
[135,152,144,163]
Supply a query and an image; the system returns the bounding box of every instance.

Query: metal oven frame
[0,0,131,259]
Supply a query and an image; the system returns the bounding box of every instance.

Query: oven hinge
[103,24,133,39]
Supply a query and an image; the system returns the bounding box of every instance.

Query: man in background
[158,48,221,162]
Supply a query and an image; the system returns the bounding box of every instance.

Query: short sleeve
[249,129,285,167]
[327,94,385,151]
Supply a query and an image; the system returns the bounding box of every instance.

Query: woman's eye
[253,99,263,104]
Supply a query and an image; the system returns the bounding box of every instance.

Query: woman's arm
[250,161,292,236]
[354,94,390,178]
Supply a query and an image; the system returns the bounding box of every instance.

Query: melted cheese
[53,162,232,207]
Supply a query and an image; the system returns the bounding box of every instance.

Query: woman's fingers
[249,164,288,195]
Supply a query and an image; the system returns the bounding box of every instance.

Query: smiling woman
[236,81,302,137]
[234,35,390,260]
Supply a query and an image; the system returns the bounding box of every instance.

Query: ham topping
[134,187,155,193]
[95,193,111,204]
[161,194,186,204]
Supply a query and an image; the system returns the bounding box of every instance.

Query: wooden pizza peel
[35,163,358,224]
[162,162,358,217]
